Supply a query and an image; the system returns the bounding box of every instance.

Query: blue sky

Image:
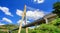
[0,0,59,25]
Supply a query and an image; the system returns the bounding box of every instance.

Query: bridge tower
[18,5,28,33]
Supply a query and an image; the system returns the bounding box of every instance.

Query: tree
[52,2,60,18]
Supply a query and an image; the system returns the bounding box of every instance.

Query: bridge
[9,13,57,33]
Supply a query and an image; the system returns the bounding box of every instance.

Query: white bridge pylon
[18,5,28,33]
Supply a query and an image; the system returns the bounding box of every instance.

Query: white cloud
[34,0,44,3]
[2,17,12,23]
[16,9,45,20]
[0,23,5,25]
[0,6,13,16]
[26,10,44,20]
[17,20,30,25]
[16,7,45,24]
[16,9,23,16]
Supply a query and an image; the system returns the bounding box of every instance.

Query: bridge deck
[10,13,57,31]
